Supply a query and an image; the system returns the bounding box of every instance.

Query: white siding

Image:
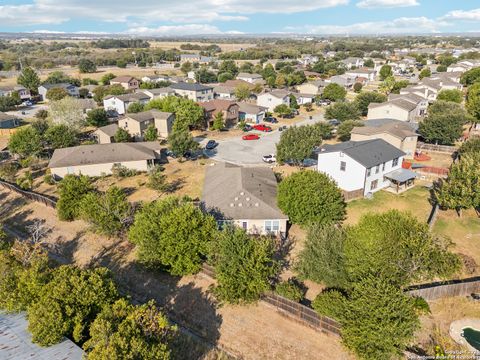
[256,94,290,112]
[363,156,404,196]
[317,152,365,192]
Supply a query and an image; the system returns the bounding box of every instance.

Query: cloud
[442,8,480,21]
[125,24,223,36]
[356,0,419,8]
[286,16,450,34]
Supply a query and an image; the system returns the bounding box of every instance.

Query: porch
[384,168,417,194]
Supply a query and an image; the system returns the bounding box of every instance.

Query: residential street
[201,112,325,165]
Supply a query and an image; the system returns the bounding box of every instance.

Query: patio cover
[385,168,417,183]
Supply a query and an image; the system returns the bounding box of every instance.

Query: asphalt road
[6,104,48,119]
[201,112,325,165]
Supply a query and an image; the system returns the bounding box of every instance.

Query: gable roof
[199,99,237,113]
[126,110,173,123]
[259,89,290,100]
[104,92,150,102]
[202,162,287,220]
[213,85,235,95]
[111,76,136,83]
[49,142,161,168]
[369,98,417,112]
[94,123,118,137]
[351,120,417,140]
[318,139,405,168]
[170,83,213,91]
[237,102,267,114]
[237,73,262,79]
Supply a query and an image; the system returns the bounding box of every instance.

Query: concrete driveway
[6,104,48,119]
[202,112,325,165]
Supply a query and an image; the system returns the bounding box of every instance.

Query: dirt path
[0,188,352,360]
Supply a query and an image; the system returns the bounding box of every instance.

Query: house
[213,85,236,100]
[140,87,175,100]
[200,100,239,128]
[257,90,290,112]
[93,123,118,144]
[345,68,376,82]
[180,54,215,64]
[237,102,267,124]
[293,93,314,105]
[367,98,424,122]
[296,80,325,95]
[169,83,214,102]
[118,110,175,140]
[0,312,83,360]
[342,57,364,69]
[0,85,31,100]
[38,83,79,101]
[298,54,319,67]
[303,70,323,79]
[103,93,150,115]
[48,142,163,178]
[326,75,355,88]
[223,79,256,90]
[0,112,21,135]
[141,74,170,83]
[110,76,139,90]
[202,162,288,235]
[78,99,97,114]
[236,73,263,84]
[317,139,415,197]
[388,93,428,117]
[350,119,418,158]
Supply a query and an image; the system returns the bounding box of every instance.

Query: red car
[242,134,260,140]
[253,124,272,132]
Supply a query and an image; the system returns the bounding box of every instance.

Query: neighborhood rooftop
[127,109,173,122]
[169,83,213,91]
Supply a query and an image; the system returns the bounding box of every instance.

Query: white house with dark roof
[103,93,150,115]
[236,73,263,84]
[342,57,364,69]
[345,68,377,82]
[317,139,415,197]
[202,162,288,235]
[38,83,79,101]
[169,83,214,102]
[256,90,290,112]
[237,102,267,124]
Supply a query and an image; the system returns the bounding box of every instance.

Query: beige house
[351,119,418,158]
[48,142,163,178]
[202,162,288,236]
[110,76,139,90]
[93,123,118,144]
[367,98,422,122]
[118,110,174,141]
[296,80,325,95]
[199,100,239,128]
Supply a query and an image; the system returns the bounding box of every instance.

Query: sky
[0,0,479,36]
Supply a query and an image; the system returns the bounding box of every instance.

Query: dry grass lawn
[149,41,257,52]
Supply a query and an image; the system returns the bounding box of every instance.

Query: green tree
[35,109,49,120]
[129,197,216,275]
[337,120,364,141]
[45,71,80,86]
[418,100,469,145]
[86,108,108,127]
[79,186,133,236]
[145,96,204,131]
[114,128,130,143]
[277,170,346,227]
[144,124,158,141]
[27,266,119,346]
[325,102,361,122]
[147,166,168,193]
[391,80,410,94]
[354,91,387,116]
[167,128,199,157]
[275,278,305,302]
[460,67,480,86]
[296,224,348,288]
[459,137,480,155]
[219,60,238,77]
[274,104,292,118]
[93,84,126,104]
[322,83,346,101]
[127,102,145,113]
[211,112,224,131]
[353,82,363,93]
[17,67,41,94]
[100,73,116,85]
[46,87,69,101]
[180,61,192,74]
[78,58,97,73]
[8,126,42,158]
[289,94,299,109]
[217,71,234,83]
[466,82,480,122]
[379,75,396,95]
[116,60,127,68]
[437,64,447,72]
[195,68,217,83]
[0,96,19,111]
[84,299,176,360]
[44,124,78,149]
[419,68,431,80]
[211,227,278,304]
[234,84,250,101]
[57,175,93,221]
[379,64,393,80]
[48,97,85,129]
[437,89,463,103]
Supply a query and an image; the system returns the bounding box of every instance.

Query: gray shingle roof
[127,110,173,123]
[49,142,161,168]
[0,312,83,360]
[104,92,150,102]
[202,163,287,220]
[319,139,405,168]
[94,123,119,137]
[170,83,213,91]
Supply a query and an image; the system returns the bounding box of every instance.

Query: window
[241,221,248,230]
[340,161,346,171]
[370,180,378,190]
[366,168,371,177]
[375,165,380,174]
[382,162,386,171]
[265,220,280,233]
[392,158,399,167]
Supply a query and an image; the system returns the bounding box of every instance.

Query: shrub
[275,278,305,302]
[16,171,33,190]
[0,162,19,182]
[312,289,347,320]
[111,163,136,178]
[44,173,55,185]
[57,175,93,221]
[147,165,168,192]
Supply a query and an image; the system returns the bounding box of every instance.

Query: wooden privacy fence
[415,166,449,177]
[342,188,364,202]
[417,142,457,154]
[200,264,342,336]
[407,277,480,301]
[0,179,57,208]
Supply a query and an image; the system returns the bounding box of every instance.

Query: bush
[322,83,346,101]
[147,165,168,192]
[86,108,108,127]
[312,289,347,320]
[44,173,55,185]
[0,162,19,182]
[325,102,360,122]
[353,82,362,93]
[127,102,145,114]
[275,278,305,302]
[57,175,93,221]
[8,126,42,158]
[111,163,136,178]
[16,171,33,190]
[114,128,130,143]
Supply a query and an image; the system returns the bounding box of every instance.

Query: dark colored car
[264,116,278,123]
[243,124,252,132]
[328,119,340,126]
[205,140,218,150]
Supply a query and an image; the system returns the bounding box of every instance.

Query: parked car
[317,99,331,106]
[253,124,272,132]
[262,154,276,163]
[205,140,218,150]
[242,134,260,140]
[264,116,278,123]
[328,119,340,126]
[184,150,198,160]
[243,124,252,132]
[278,125,288,131]
[165,150,177,158]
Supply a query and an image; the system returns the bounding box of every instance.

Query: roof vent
[246,197,250,201]
[255,203,259,207]
[238,203,242,207]
[230,203,234,207]
[234,197,238,201]
[240,191,244,196]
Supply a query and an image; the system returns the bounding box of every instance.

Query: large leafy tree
[379,64,393,80]
[114,128,130,143]
[273,104,292,118]
[44,71,80,86]
[234,84,250,100]
[211,227,278,304]
[459,137,480,155]
[93,84,126,103]
[129,197,217,275]
[418,100,470,145]
[86,108,109,127]
[78,58,97,73]
[27,266,119,346]
[277,170,346,227]
[276,123,331,165]
[354,91,387,116]
[437,89,463,104]
[322,83,346,102]
[44,124,78,149]
[46,87,69,101]
[460,67,480,86]
[144,124,158,141]
[466,82,480,122]
[419,68,431,80]
[145,96,204,131]
[84,299,176,360]
[337,120,364,142]
[8,126,42,158]
[17,67,41,94]
[57,175,93,221]
[219,60,239,77]
[167,128,198,157]
[324,102,361,122]
[48,97,85,129]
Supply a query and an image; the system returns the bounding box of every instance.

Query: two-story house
[0,86,31,101]
[110,76,139,91]
[118,110,174,140]
[38,83,79,101]
[367,97,424,123]
[317,139,416,197]
[169,83,214,102]
[342,57,364,69]
[236,73,263,84]
[296,80,326,96]
[256,90,290,112]
[199,100,239,128]
[103,93,150,115]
